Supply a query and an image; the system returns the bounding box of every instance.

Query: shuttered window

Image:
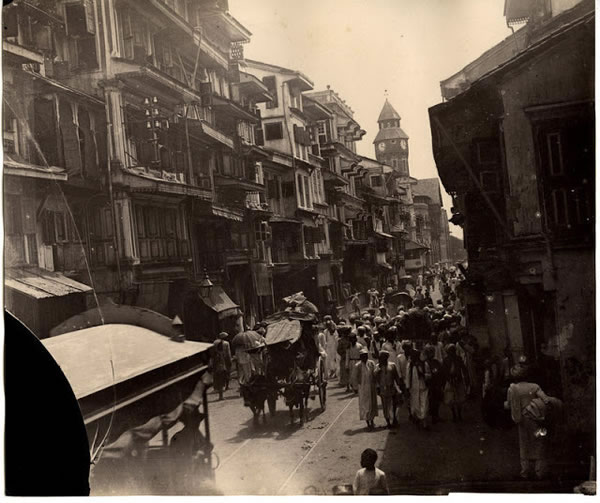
[262,76,278,108]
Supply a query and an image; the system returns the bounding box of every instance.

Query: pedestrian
[378,305,390,323]
[347,333,363,393]
[355,349,378,430]
[337,325,352,388]
[504,363,564,480]
[396,341,413,387]
[353,448,389,495]
[212,333,232,400]
[367,287,380,309]
[235,341,253,386]
[351,292,361,315]
[442,344,469,422]
[381,327,398,364]
[408,349,431,428]
[424,344,443,423]
[374,350,402,428]
[324,316,339,379]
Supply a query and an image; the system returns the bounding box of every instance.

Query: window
[304,176,312,208]
[297,173,306,208]
[480,171,499,193]
[297,173,313,209]
[5,195,22,236]
[66,0,98,70]
[3,105,18,155]
[317,120,330,144]
[264,122,283,141]
[135,205,189,262]
[262,76,278,108]
[65,1,96,37]
[254,221,272,262]
[534,110,594,234]
[371,175,383,187]
[399,158,408,174]
[550,189,569,226]
[392,159,398,168]
[476,139,501,165]
[40,210,69,244]
[546,132,564,176]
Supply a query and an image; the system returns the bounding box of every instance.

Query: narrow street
[205,372,522,496]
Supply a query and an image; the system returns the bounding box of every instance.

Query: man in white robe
[355,349,378,429]
[324,317,338,378]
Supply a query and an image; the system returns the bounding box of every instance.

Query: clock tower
[373,99,410,176]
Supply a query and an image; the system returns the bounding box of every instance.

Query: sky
[229,0,513,237]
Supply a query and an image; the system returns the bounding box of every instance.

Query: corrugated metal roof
[5,267,92,299]
[43,324,212,399]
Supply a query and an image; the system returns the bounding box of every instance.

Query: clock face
[400,140,407,150]
[378,142,386,152]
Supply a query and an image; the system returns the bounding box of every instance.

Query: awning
[5,267,92,299]
[265,319,302,346]
[121,167,212,200]
[25,69,104,106]
[212,95,259,122]
[405,239,430,251]
[270,216,302,225]
[4,155,67,181]
[374,231,394,240]
[42,324,212,400]
[212,205,244,222]
[201,285,241,320]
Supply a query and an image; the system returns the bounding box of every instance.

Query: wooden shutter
[59,102,83,177]
[281,181,294,198]
[255,127,264,146]
[83,0,96,35]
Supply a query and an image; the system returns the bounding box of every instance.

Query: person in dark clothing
[424,344,443,423]
[442,344,470,422]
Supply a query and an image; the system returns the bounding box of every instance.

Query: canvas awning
[42,324,212,425]
[43,324,212,400]
[201,286,241,319]
[5,267,92,299]
[265,319,302,346]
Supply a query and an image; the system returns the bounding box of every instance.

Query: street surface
[206,376,575,495]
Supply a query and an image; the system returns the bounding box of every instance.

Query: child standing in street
[353,448,389,495]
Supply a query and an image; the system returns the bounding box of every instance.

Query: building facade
[429,0,594,435]
[3,0,274,339]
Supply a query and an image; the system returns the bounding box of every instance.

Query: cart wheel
[268,394,277,417]
[318,359,327,411]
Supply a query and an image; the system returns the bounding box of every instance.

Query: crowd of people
[317,278,478,432]
[208,268,566,491]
